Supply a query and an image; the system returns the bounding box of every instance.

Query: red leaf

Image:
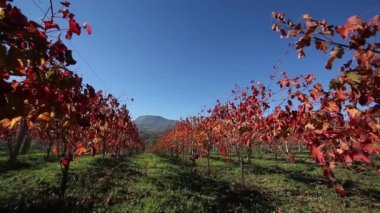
[333,90,348,101]
[44,20,60,30]
[322,166,335,181]
[219,145,227,155]
[310,89,320,101]
[298,50,305,59]
[60,157,70,168]
[325,56,336,69]
[68,18,81,35]
[60,1,70,7]
[343,154,353,165]
[369,15,380,30]
[322,166,330,176]
[59,9,70,18]
[305,74,315,84]
[336,16,363,40]
[302,14,312,20]
[52,145,58,154]
[286,100,293,111]
[297,92,308,103]
[352,152,371,163]
[83,22,92,35]
[311,146,325,165]
[335,184,346,198]
[315,40,327,53]
[329,161,337,170]
[287,29,300,37]
[278,79,290,88]
[345,15,363,31]
[314,83,323,91]
[336,26,348,39]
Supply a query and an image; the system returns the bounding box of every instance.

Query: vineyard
[0,0,379,212]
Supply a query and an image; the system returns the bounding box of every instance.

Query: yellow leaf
[40,58,46,66]
[0,8,5,20]
[0,118,10,128]
[9,116,22,129]
[322,122,329,131]
[62,120,70,128]
[37,112,50,122]
[17,59,24,68]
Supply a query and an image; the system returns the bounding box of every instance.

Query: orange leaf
[326,101,340,112]
[346,107,361,124]
[333,90,348,101]
[76,144,86,155]
[364,142,380,154]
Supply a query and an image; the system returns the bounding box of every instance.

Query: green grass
[0,151,379,212]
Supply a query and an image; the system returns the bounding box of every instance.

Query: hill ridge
[134,115,177,145]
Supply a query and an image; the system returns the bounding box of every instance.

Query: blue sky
[17,0,379,119]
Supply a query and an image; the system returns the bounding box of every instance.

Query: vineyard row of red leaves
[153,12,380,198]
[0,0,144,198]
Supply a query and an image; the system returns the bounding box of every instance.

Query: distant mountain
[134,115,177,145]
[135,115,177,133]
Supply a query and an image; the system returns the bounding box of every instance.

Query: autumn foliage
[0,0,143,201]
[154,12,380,197]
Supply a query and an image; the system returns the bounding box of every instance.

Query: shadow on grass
[207,153,315,169]
[246,163,380,202]
[159,154,380,205]
[0,154,144,212]
[156,155,276,212]
[0,160,32,174]
[0,153,56,174]
[62,155,145,209]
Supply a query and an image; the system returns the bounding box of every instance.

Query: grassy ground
[0,151,379,212]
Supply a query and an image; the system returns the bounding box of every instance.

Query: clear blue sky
[17,0,379,120]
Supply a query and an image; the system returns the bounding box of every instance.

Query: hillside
[134,115,177,145]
